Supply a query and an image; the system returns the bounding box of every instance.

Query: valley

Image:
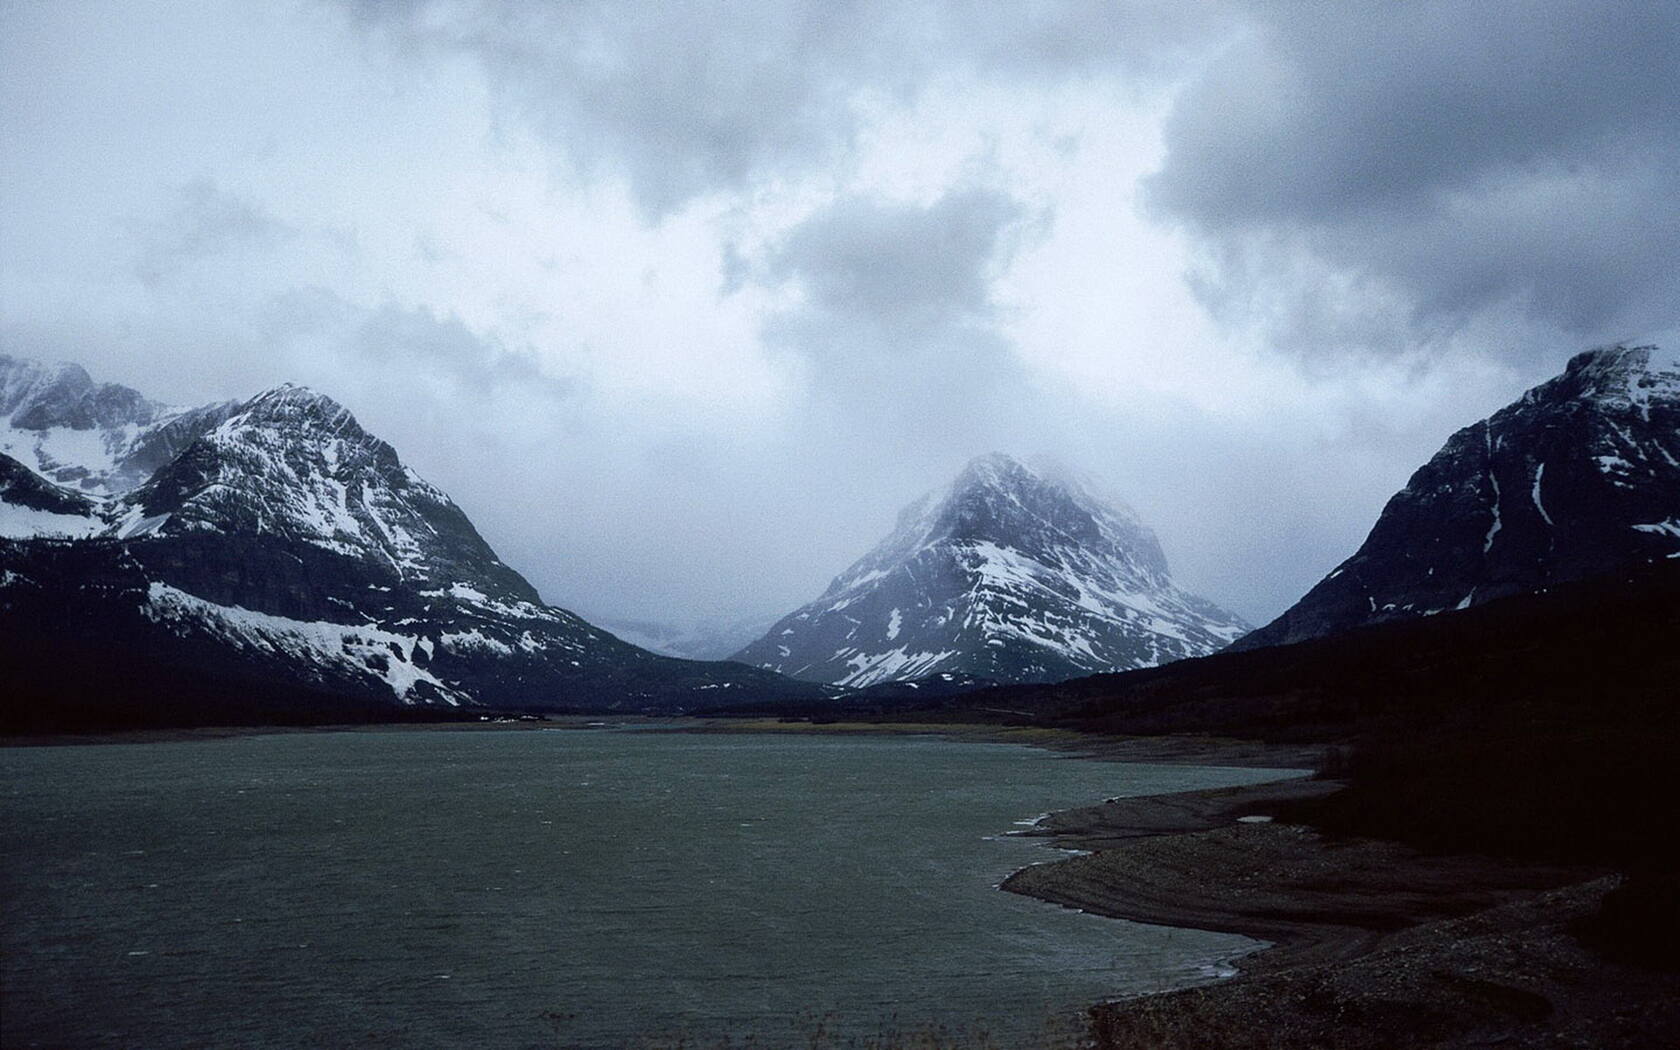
[4,345,1678,1048]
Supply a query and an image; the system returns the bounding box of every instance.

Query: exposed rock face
[0,359,818,718]
[1236,344,1680,651]
[734,453,1249,686]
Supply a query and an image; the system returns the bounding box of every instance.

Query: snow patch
[838,646,959,688]
[115,511,172,539]
[1482,427,1503,554]
[1531,462,1554,526]
[0,500,103,539]
[440,629,515,656]
[1594,454,1636,479]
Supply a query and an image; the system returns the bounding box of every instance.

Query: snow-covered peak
[0,354,218,495]
[115,384,528,598]
[1542,343,1680,410]
[1,357,93,417]
[240,383,361,430]
[736,453,1245,686]
[200,384,406,477]
[0,355,513,596]
[949,450,1027,490]
[867,452,1169,592]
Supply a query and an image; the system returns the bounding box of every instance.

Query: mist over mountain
[596,611,781,662]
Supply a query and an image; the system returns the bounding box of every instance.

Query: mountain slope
[0,362,819,724]
[1236,343,1680,651]
[733,453,1248,686]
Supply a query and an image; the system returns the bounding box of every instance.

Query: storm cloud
[1148,0,1680,354]
[767,189,1027,336]
[2,0,1671,631]
[346,0,1227,216]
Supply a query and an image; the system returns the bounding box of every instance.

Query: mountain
[1235,343,1680,651]
[0,357,819,728]
[732,453,1249,687]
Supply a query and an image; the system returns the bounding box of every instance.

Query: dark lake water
[1,728,1301,1048]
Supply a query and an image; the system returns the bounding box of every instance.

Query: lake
[1,727,1301,1048]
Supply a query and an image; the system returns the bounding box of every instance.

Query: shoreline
[999,778,1590,974]
[0,714,649,748]
[0,716,1328,768]
[663,717,1329,770]
[994,775,1680,1049]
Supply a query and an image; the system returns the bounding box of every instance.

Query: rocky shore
[1004,775,1680,1048]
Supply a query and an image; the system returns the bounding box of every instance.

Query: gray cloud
[1149,0,1680,354]
[343,0,1225,216]
[257,288,575,403]
[10,0,1649,636]
[765,187,1030,340]
[132,178,295,285]
[750,187,1038,459]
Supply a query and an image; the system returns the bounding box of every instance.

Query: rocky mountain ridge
[1236,343,1680,650]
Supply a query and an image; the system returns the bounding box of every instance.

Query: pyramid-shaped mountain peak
[733,456,1244,687]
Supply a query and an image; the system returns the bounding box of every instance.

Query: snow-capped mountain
[1236,343,1680,651]
[732,453,1249,686]
[0,357,818,718]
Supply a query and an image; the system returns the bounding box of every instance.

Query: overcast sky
[3,1,1676,629]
